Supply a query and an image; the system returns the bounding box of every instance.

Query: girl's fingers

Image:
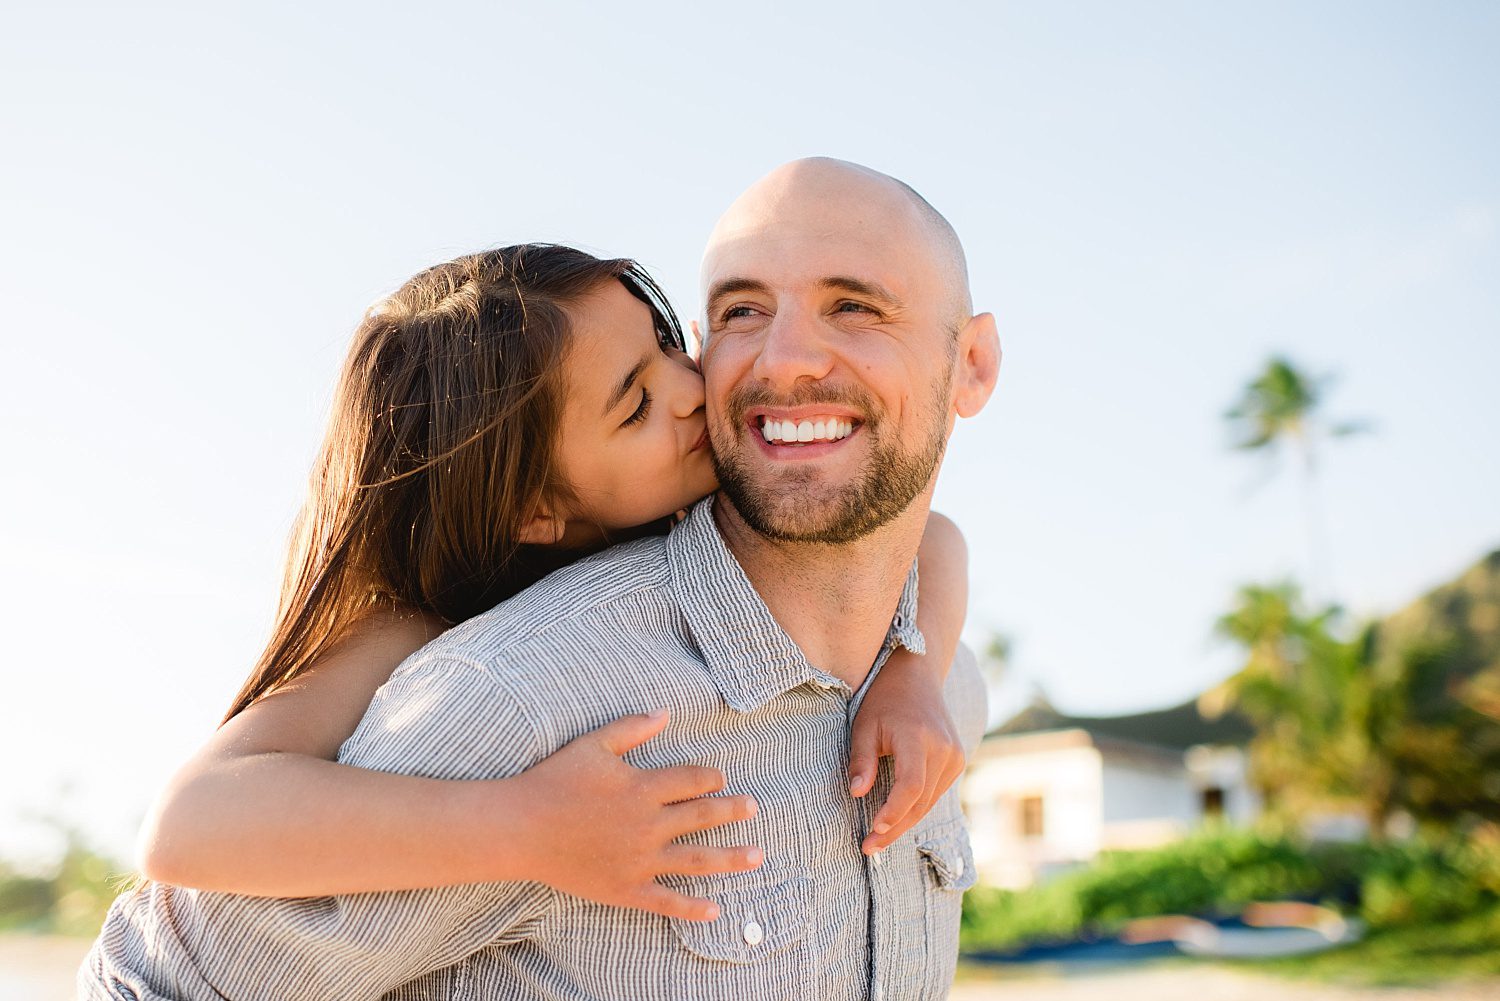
[664,794,758,837]
[847,720,881,797]
[652,765,727,802]
[593,710,671,756]
[864,745,967,853]
[658,843,764,878]
[863,743,929,853]
[848,758,878,797]
[630,884,721,923]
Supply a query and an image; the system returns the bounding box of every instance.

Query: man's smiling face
[699,159,984,544]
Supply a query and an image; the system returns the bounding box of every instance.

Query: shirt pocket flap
[918,822,977,892]
[669,876,810,964]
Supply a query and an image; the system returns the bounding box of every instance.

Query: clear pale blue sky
[3,1,1496,859]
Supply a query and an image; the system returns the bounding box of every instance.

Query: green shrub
[0,828,128,938]
[961,827,1500,954]
[1358,838,1487,927]
[961,882,1083,952]
[0,865,55,932]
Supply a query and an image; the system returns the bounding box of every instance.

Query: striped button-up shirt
[82,498,985,1001]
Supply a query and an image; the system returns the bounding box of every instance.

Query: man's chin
[718,483,884,545]
[712,424,941,544]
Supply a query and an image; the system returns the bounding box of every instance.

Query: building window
[1202,786,1226,819]
[1019,795,1045,838]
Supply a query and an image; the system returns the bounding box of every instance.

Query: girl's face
[548,279,718,544]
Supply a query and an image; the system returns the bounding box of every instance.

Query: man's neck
[712,493,928,691]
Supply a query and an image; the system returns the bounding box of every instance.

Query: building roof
[988,697,1254,750]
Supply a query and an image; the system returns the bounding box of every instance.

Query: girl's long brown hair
[223,244,683,723]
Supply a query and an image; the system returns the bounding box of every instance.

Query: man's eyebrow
[705,277,771,311]
[819,275,902,308]
[706,275,904,311]
[603,354,652,418]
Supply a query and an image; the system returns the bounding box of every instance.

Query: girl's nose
[669,352,706,418]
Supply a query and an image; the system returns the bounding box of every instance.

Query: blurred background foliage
[1204,550,1500,834]
[0,822,126,939]
[960,355,1500,986]
[960,826,1500,984]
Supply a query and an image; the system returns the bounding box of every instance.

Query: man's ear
[952,311,1000,418]
[690,319,703,354]
[517,509,567,546]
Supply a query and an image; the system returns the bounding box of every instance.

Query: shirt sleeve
[340,653,545,780]
[886,558,926,655]
[943,643,988,759]
[165,656,560,1001]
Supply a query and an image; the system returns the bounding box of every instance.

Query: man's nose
[751,307,834,391]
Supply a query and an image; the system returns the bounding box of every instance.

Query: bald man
[82,159,1000,1001]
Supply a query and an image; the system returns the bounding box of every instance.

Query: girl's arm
[848,510,969,855]
[137,609,760,921]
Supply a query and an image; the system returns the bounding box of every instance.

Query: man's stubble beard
[709,371,951,545]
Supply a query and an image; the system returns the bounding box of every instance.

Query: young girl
[134,243,970,923]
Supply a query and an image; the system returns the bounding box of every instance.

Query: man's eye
[723,306,758,320]
[622,388,652,428]
[834,301,875,314]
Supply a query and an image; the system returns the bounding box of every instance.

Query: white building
[962,699,1260,888]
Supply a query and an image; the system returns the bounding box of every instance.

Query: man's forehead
[704,162,953,292]
[708,171,923,248]
[708,216,900,262]
[703,212,930,298]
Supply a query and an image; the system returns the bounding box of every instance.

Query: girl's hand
[506,710,762,922]
[848,664,965,855]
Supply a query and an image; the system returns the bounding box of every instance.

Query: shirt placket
[850,633,929,1001]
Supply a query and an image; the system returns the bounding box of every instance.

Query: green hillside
[1374,549,1500,715]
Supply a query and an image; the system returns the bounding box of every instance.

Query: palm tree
[1225,356,1368,600]
[1206,582,1389,832]
[1204,582,1339,818]
[1208,576,1500,839]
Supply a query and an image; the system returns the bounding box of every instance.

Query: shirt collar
[667,496,925,713]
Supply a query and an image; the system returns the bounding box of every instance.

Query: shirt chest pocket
[669,875,811,966]
[917,820,977,894]
[915,818,976,997]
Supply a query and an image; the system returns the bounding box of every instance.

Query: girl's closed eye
[622,388,652,427]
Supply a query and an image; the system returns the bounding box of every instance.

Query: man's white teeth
[759,417,854,444]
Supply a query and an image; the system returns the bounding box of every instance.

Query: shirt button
[743,919,764,946]
[870,850,884,867]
